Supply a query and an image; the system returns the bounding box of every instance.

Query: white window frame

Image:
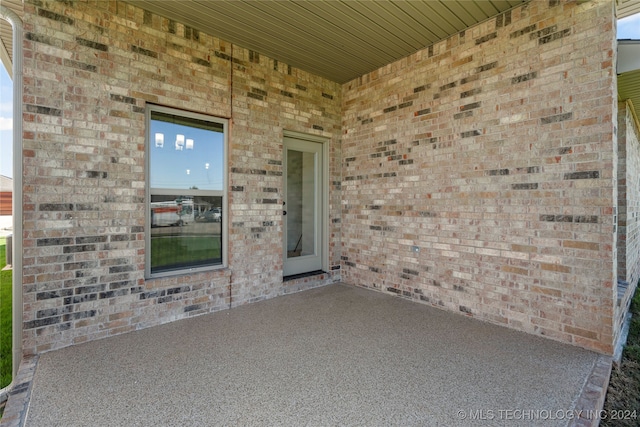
[145,104,228,278]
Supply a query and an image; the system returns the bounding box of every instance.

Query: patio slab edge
[569,354,613,427]
[0,356,38,427]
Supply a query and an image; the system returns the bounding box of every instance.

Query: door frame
[282,130,329,277]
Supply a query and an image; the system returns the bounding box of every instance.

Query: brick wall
[20,0,341,354]
[616,101,640,342]
[341,0,618,353]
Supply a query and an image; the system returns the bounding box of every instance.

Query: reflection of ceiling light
[175,134,185,150]
[205,163,210,169]
[186,169,190,175]
[186,138,194,149]
[155,133,164,148]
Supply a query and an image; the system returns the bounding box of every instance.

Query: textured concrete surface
[23,284,602,426]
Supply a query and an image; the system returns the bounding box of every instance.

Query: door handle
[283,210,287,215]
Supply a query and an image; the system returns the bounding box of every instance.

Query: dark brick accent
[564,171,599,180]
[131,45,158,58]
[477,62,498,73]
[512,71,538,84]
[280,90,294,98]
[383,106,397,113]
[387,287,401,294]
[25,317,61,329]
[539,29,571,45]
[460,75,480,85]
[75,284,106,295]
[214,51,231,61]
[26,104,62,117]
[461,88,482,98]
[440,82,456,91]
[247,92,263,101]
[65,261,99,271]
[415,108,431,116]
[85,171,107,178]
[510,24,537,39]
[419,211,437,218]
[361,118,374,125]
[322,92,334,100]
[38,9,74,25]
[193,57,211,67]
[398,101,413,109]
[312,125,324,131]
[111,93,137,105]
[530,25,558,40]
[26,33,57,47]
[459,306,472,314]
[574,216,598,223]
[64,59,97,72]
[511,183,538,190]
[37,290,72,300]
[541,112,572,124]
[260,199,278,204]
[475,32,497,45]
[296,84,307,91]
[63,310,97,321]
[539,214,598,224]
[99,289,129,299]
[109,265,134,274]
[63,245,96,254]
[487,169,509,176]
[76,236,108,244]
[403,268,419,276]
[231,168,267,175]
[461,130,481,138]
[414,84,430,93]
[39,203,73,211]
[460,102,481,111]
[37,238,73,247]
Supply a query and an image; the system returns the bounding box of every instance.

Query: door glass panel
[286,149,316,259]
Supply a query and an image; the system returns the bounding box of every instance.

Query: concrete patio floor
[2,283,612,426]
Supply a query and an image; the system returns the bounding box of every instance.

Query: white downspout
[0,4,24,384]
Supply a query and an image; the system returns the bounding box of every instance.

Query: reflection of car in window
[203,208,221,222]
[150,199,194,227]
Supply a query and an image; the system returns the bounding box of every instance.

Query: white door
[283,136,324,276]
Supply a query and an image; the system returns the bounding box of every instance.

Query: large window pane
[146,106,227,277]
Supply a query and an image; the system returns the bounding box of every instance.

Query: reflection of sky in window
[150,119,224,190]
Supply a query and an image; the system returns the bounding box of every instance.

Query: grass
[602,286,640,426]
[0,236,12,389]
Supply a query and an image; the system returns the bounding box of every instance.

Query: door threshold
[283,270,326,282]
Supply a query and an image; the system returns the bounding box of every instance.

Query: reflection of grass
[151,235,221,273]
[0,237,12,389]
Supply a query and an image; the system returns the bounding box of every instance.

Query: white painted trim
[0,3,23,382]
